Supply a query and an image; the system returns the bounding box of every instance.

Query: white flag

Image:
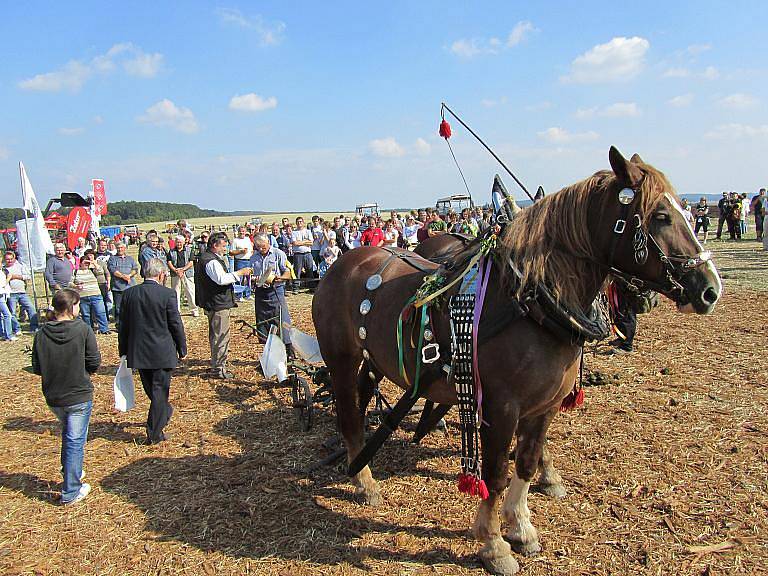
[20,162,40,214]
[16,162,54,268]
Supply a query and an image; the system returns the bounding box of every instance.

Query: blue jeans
[8,292,39,332]
[49,401,92,503]
[80,295,109,333]
[0,297,12,340]
[233,259,252,298]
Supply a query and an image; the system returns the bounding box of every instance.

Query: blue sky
[1,1,766,212]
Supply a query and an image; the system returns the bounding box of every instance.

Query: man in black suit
[118,258,187,444]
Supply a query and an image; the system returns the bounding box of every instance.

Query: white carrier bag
[260,325,288,382]
[113,356,135,412]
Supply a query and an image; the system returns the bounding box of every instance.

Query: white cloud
[537,127,599,144]
[668,94,694,108]
[705,123,768,140]
[718,93,758,109]
[575,102,639,118]
[481,96,508,108]
[93,115,104,124]
[58,127,85,136]
[525,101,552,112]
[229,93,278,112]
[561,36,649,83]
[369,137,405,158]
[663,67,690,78]
[124,52,163,77]
[138,99,199,134]
[216,8,285,46]
[413,138,431,156]
[602,102,640,117]
[0,145,8,161]
[449,21,536,58]
[686,43,712,56]
[506,21,535,47]
[663,65,718,80]
[701,66,719,80]
[18,43,162,92]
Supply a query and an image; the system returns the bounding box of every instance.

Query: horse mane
[497,160,674,309]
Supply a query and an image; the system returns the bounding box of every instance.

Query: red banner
[66,206,92,250]
[92,179,107,215]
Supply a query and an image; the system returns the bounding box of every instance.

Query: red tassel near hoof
[457,473,490,500]
[560,385,585,412]
[439,119,452,139]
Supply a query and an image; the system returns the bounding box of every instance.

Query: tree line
[0,202,228,229]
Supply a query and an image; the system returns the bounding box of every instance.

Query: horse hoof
[510,539,541,557]
[535,482,566,499]
[356,488,381,506]
[480,553,520,575]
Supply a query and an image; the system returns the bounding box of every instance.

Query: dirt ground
[1,244,766,576]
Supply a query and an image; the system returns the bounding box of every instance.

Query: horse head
[598,146,722,314]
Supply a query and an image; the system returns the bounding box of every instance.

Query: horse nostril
[702,287,719,305]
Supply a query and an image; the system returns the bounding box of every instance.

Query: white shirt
[231,236,253,260]
[291,228,313,253]
[205,258,240,285]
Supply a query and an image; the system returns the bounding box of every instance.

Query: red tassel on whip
[439,119,452,139]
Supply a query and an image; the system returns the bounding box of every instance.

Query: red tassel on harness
[559,384,584,412]
[439,119,452,139]
[458,473,489,500]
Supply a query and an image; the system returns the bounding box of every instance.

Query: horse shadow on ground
[100,396,476,571]
[3,416,145,444]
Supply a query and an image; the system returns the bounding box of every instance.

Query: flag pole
[19,162,40,313]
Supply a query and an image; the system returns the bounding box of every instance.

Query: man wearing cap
[250,234,294,357]
[716,192,730,240]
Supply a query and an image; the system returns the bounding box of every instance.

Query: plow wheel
[291,374,314,431]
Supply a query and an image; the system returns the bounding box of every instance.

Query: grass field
[142,212,352,235]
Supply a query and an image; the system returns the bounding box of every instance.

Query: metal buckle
[421,343,440,364]
[614,219,626,234]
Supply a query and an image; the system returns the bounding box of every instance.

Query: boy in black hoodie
[32,289,101,505]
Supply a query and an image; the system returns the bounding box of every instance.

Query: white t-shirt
[231,236,253,260]
[291,228,313,253]
[321,230,336,252]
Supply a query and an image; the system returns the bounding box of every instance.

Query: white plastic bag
[288,327,324,364]
[113,356,135,412]
[260,326,288,381]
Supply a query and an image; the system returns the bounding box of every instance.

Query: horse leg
[333,355,381,505]
[504,410,557,556]
[473,409,520,576]
[534,441,567,499]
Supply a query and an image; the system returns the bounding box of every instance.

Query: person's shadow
[0,471,59,504]
[100,387,475,571]
[4,416,145,444]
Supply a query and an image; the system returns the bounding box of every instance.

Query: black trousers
[112,290,125,329]
[613,299,637,349]
[138,368,173,443]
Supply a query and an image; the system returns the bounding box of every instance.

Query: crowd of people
[12,188,768,505]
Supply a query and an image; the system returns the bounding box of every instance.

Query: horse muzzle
[675,260,722,315]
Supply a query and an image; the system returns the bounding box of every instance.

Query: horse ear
[630,153,644,164]
[609,146,642,187]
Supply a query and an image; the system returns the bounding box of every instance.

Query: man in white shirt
[230,227,254,271]
[194,233,252,379]
[290,217,315,294]
[310,215,324,267]
[3,251,39,333]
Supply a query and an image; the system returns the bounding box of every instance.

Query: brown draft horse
[312,147,722,575]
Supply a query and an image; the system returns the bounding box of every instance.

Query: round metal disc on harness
[359,299,372,315]
[358,327,367,340]
[366,274,383,290]
[368,371,376,381]
[618,188,635,205]
[362,349,370,360]
[424,329,434,341]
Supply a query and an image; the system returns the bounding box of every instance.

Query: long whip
[440,102,534,203]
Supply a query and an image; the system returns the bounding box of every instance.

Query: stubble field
[0,238,766,576]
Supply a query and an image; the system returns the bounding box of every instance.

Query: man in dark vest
[118,258,187,444]
[195,232,252,379]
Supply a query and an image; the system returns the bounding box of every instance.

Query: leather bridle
[605,187,713,301]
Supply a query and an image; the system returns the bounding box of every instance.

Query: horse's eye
[654,212,670,222]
